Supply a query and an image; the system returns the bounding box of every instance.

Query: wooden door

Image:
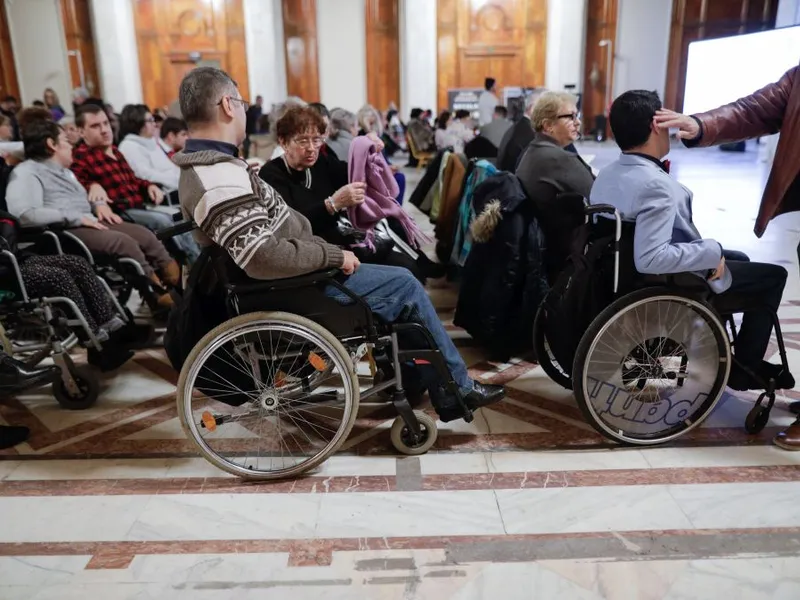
[582,0,618,136]
[282,0,319,101]
[365,0,399,111]
[664,0,777,112]
[132,0,250,111]
[59,0,101,97]
[436,0,547,112]
[0,1,19,100]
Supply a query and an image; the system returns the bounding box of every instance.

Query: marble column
[88,0,143,109]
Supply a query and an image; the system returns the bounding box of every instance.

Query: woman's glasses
[292,136,326,149]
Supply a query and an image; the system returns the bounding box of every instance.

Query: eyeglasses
[217,96,250,111]
[292,136,326,149]
[556,113,580,122]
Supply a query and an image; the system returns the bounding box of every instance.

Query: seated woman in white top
[117,104,179,192]
[445,109,476,154]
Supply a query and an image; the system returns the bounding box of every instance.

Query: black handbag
[334,216,395,262]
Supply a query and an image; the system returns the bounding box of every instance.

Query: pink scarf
[346,136,427,250]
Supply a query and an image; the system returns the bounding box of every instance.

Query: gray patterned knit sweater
[173,149,344,280]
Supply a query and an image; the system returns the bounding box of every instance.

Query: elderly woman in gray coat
[515,91,594,281]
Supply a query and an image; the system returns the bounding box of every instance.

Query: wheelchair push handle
[157,220,196,241]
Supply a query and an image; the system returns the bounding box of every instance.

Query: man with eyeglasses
[174,67,505,422]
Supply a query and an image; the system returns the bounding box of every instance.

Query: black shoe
[416,254,447,280]
[434,382,506,423]
[728,361,795,391]
[88,346,135,372]
[0,355,60,393]
[0,425,30,449]
[464,382,506,410]
[760,361,795,390]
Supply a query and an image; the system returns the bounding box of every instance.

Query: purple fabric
[347,136,427,250]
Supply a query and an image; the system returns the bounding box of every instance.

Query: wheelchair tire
[53,366,99,410]
[177,311,359,480]
[532,304,573,390]
[573,288,730,445]
[390,411,438,455]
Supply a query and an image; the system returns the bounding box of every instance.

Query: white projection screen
[683,25,800,115]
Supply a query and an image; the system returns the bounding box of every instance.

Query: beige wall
[4,0,72,106]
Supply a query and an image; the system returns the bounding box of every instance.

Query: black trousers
[715,250,787,367]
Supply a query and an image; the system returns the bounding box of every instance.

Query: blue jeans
[126,207,201,264]
[324,264,471,390]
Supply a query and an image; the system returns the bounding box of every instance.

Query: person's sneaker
[0,425,30,450]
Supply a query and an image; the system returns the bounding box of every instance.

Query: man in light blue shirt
[591,90,791,391]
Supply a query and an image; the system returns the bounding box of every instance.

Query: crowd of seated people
[173,66,504,424]
[70,103,200,265]
[258,105,440,282]
[5,108,178,313]
[1,61,796,456]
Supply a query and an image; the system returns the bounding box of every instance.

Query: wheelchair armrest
[225,269,342,295]
[156,219,195,241]
[641,271,710,292]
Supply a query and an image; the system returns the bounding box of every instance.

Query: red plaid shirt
[71,143,152,210]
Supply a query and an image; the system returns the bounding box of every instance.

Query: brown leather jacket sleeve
[689,66,796,147]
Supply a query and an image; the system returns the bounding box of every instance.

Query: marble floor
[2,141,800,599]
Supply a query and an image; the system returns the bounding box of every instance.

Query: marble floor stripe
[3,527,800,568]
[2,464,800,497]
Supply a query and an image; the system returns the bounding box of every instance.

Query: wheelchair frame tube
[391,321,463,399]
[1,249,30,303]
[60,230,95,265]
[584,205,623,295]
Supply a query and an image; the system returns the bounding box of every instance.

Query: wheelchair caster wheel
[390,411,437,455]
[53,366,99,410]
[745,405,771,434]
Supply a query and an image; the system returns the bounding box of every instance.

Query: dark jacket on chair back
[454,172,548,361]
[496,117,535,172]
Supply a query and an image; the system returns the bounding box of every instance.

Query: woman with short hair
[515,91,594,281]
[118,104,180,192]
[5,114,178,312]
[259,106,436,281]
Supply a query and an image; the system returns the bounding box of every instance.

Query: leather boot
[774,418,800,451]
[0,353,60,393]
[160,261,181,288]
[146,273,174,312]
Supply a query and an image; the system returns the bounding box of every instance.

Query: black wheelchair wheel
[573,288,730,445]
[532,304,573,390]
[53,365,99,410]
[177,311,359,480]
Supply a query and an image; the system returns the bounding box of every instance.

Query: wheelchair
[165,223,472,480]
[533,204,791,445]
[0,247,105,409]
